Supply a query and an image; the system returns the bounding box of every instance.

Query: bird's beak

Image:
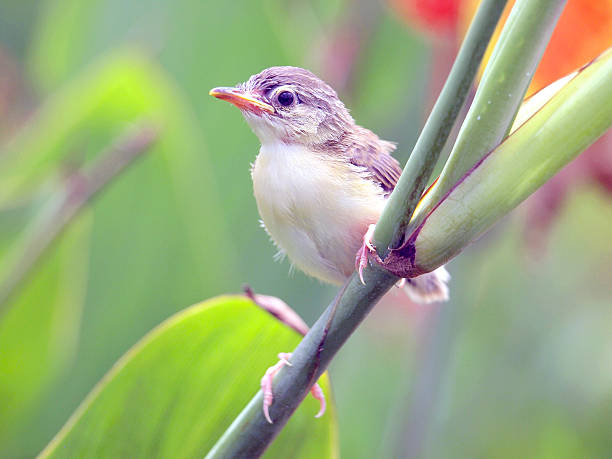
[209,86,274,114]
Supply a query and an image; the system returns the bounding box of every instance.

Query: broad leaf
[0,50,237,457]
[40,296,338,458]
[0,212,91,453]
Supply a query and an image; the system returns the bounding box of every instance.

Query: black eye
[277,91,294,106]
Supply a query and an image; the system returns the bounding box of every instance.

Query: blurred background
[0,0,611,457]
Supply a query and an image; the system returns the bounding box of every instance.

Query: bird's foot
[355,224,377,285]
[260,352,326,424]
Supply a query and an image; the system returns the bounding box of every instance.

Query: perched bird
[210,66,450,422]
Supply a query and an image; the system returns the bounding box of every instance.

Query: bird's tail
[403,266,450,304]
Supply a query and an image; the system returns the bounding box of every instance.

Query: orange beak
[209,86,274,114]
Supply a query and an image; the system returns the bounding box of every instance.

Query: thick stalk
[373,0,508,255]
[412,49,612,272]
[410,0,567,233]
[205,268,398,458]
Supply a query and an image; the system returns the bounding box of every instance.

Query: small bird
[210,66,449,422]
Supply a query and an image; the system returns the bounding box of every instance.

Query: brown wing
[347,127,402,195]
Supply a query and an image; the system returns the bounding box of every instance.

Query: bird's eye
[277,91,295,107]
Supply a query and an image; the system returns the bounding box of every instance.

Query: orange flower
[460,0,612,95]
[392,0,612,93]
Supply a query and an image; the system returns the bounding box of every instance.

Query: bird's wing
[347,128,402,195]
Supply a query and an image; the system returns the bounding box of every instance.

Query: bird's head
[210,66,355,147]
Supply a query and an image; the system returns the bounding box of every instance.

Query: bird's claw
[260,352,326,424]
[355,224,377,285]
[310,382,326,418]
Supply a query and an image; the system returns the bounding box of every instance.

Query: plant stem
[205,268,398,459]
[410,0,567,233]
[0,123,158,312]
[412,49,612,272]
[373,0,509,256]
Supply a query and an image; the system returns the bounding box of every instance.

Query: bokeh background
[1,0,611,457]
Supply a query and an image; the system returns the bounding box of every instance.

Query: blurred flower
[390,0,460,39]
[460,0,612,96]
[313,0,384,95]
[390,0,612,255]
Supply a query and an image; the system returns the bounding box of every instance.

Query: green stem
[412,49,612,272]
[0,123,158,312]
[411,0,567,233]
[373,0,508,256]
[205,268,398,458]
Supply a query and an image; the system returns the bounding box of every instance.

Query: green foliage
[0,49,237,456]
[40,296,337,458]
[426,190,612,458]
[0,213,90,447]
[1,0,611,456]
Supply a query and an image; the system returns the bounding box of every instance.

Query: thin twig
[0,123,159,313]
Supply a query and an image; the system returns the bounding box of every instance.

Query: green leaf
[413,48,612,272]
[0,211,91,451]
[0,125,156,309]
[39,296,338,458]
[0,50,238,456]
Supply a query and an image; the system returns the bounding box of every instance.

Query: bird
[210,66,450,423]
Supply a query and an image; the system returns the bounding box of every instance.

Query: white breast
[251,142,386,284]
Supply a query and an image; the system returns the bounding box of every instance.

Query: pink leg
[310,382,326,418]
[260,352,326,424]
[355,224,377,285]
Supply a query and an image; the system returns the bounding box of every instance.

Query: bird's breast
[251,142,386,284]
